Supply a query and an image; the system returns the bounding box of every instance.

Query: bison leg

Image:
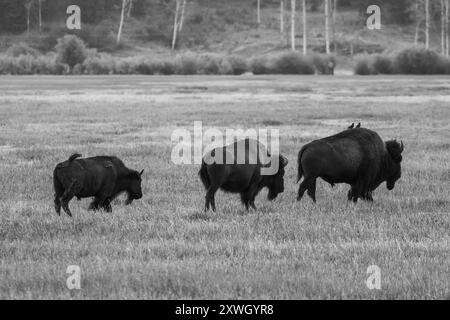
[54,194,62,216]
[297,176,316,203]
[88,198,101,211]
[205,185,219,212]
[102,199,112,213]
[240,193,250,211]
[306,178,317,203]
[60,180,77,217]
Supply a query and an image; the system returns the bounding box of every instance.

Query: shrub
[0,54,68,75]
[114,58,137,75]
[227,55,248,75]
[394,48,445,74]
[5,43,39,57]
[82,54,115,75]
[272,52,315,75]
[313,54,336,75]
[158,60,176,75]
[354,57,372,75]
[250,57,272,75]
[371,55,394,74]
[176,53,201,75]
[55,35,88,69]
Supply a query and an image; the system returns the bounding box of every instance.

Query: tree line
[0,0,448,56]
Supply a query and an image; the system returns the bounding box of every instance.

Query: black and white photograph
[0,0,449,305]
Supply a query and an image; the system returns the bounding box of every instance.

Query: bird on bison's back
[199,139,288,212]
[296,128,403,203]
[53,154,144,217]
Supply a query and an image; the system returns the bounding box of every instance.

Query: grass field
[0,75,449,299]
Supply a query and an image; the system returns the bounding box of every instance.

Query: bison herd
[53,125,404,217]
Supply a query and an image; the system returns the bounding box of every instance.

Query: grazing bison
[53,154,143,217]
[297,128,403,203]
[199,139,288,211]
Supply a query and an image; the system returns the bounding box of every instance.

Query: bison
[297,128,403,203]
[53,154,143,217]
[199,139,288,211]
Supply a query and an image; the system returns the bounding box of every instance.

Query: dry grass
[0,75,449,299]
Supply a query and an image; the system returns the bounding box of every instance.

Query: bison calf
[199,139,288,212]
[53,154,143,217]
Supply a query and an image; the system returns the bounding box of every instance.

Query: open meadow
[0,75,449,299]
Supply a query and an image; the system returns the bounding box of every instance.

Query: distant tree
[442,0,446,54]
[291,0,296,51]
[178,0,186,32]
[302,0,307,55]
[447,0,449,55]
[280,0,284,34]
[325,0,330,54]
[24,0,33,35]
[117,0,129,45]
[257,0,261,27]
[425,0,430,49]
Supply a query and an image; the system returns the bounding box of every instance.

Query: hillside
[0,0,445,60]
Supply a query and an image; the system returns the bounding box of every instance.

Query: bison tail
[297,147,305,183]
[68,153,82,163]
[199,161,210,190]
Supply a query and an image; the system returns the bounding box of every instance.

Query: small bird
[356,123,361,128]
[348,123,355,129]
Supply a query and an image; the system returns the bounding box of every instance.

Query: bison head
[125,169,144,204]
[385,140,404,190]
[267,155,288,200]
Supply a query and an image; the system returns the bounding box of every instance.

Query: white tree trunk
[332,0,337,53]
[179,0,186,32]
[302,0,307,55]
[117,0,127,45]
[127,0,133,18]
[425,0,430,49]
[257,0,261,27]
[291,0,296,51]
[442,0,446,54]
[446,0,449,55]
[325,0,330,54]
[280,0,284,34]
[38,0,42,33]
[172,0,181,50]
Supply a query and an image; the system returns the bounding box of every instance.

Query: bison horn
[400,141,404,152]
[282,156,288,166]
[139,169,144,176]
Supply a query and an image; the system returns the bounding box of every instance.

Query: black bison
[53,154,143,217]
[297,128,403,203]
[199,139,288,211]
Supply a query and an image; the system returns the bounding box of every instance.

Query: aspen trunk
[302,0,307,55]
[446,0,449,55]
[257,0,261,27]
[117,0,127,45]
[442,0,445,54]
[179,0,186,32]
[39,0,42,33]
[280,0,284,34]
[291,0,296,51]
[172,0,181,50]
[425,0,430,49]
[325,0,330,54]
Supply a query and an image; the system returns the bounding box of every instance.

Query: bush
[227,56,248,75]
[250,57,272,75]
[272,52,315,74]
[176,53,201,75]
[55,35,88,69]
[5,43,39,57]
[313,54,336,74]
[371,55,394,74]
[82,54,115,75]
[0,54,68,75]
[394,48,447,74]
[354,57,371,75]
